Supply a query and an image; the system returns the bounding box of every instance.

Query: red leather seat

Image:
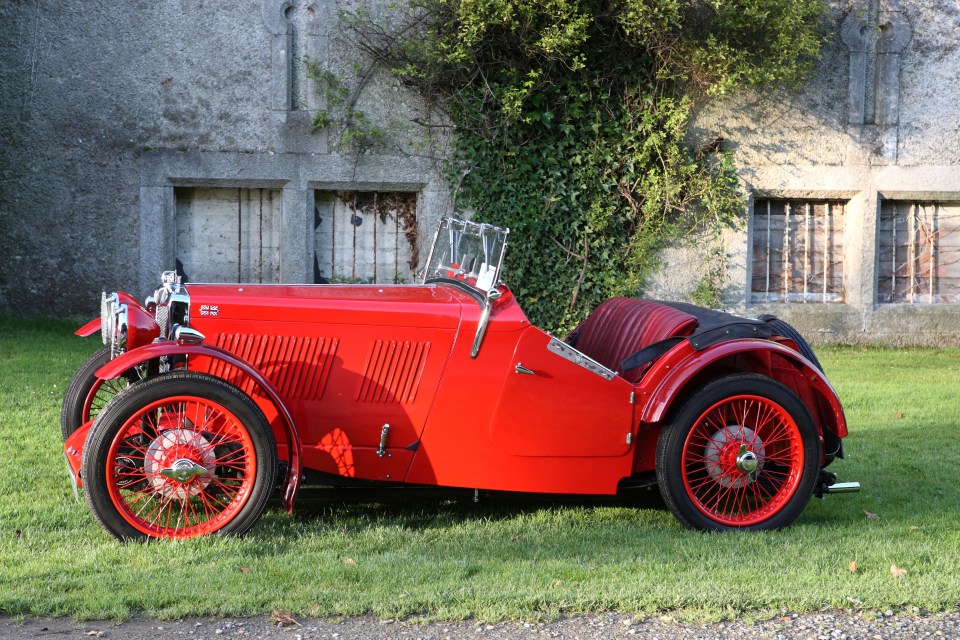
[569,298,697,383]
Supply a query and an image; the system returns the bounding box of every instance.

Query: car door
[489,326,635,457]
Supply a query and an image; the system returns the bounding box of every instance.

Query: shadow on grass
[252,488,670,538]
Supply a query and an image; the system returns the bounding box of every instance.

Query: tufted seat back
[569,298,698,383]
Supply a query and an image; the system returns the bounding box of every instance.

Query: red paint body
[70,281,847,507]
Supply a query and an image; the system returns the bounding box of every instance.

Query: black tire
[81,372,277,541]
[758,315,823,372]
[656,373,820,531]
[61,346,137,441]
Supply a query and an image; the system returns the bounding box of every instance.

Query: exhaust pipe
[816,470,860,497]
[820,481,860,494]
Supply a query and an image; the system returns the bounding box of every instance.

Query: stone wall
[649,0,960,346]
[0,1,449,317]
[2,0,958,344]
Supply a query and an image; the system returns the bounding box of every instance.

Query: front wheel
[81,372,277,541]
[656,374,820,531]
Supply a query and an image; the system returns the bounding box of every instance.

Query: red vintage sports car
[62,217,858,540]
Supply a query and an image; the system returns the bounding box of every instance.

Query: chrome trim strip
[546,337,617,380]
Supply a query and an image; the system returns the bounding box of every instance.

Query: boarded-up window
[751,199,845,303]
[176,188,281,283]
[877,201,960,303]
[314,191,418,284]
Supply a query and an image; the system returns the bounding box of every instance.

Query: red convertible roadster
[63,217,858,540]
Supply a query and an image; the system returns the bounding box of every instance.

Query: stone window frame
[875,191,960,305]
[139,151,434,295]
[747,194,849,305]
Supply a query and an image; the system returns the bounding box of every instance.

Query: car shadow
[261,487,669,535]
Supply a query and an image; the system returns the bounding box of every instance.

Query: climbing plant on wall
[343,0,829,331]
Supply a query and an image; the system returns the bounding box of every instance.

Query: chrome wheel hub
[160,459,210,483]
[735,444,759,480]
[703,426,766,489]
[144,429,216,499]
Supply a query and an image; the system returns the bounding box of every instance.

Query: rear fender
[637,339,847,439]
[95,342,303,510]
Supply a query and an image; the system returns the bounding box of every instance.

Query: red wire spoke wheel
[656,374,820,531]
[82,372,276,541]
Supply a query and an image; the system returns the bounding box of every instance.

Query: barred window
[877,201,960,303]
[176,187,281,284]
[313,191,418,284]
[751,199,845,303]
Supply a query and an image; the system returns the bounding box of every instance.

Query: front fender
[96,342,303,511]
[637,338,847,438]
[75,318,101,338]
[74,292,146,337]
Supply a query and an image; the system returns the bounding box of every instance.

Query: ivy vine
[340,0,829,331]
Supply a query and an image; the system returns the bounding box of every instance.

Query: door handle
[515,363,535,375]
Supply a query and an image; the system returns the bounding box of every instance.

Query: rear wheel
[81,372,276,541]
[656,374,820,531]
[758,315,823,372]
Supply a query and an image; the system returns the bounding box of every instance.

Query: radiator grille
[357,340,430,404]
[211,333,339,401]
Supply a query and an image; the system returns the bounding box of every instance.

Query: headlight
[99,292,129,357]
[113,303,129,357]
[100,292,117,346]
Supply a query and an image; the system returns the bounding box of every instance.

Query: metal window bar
[803,202,810,302]
[372,193,378,284]
[930,203,937,303]
[891,202,897,300]
[909,202,917,303]
[765,200,771,296]
[823,203,830,301]
[257,189,264,284]
[753,199,845,303]
[783,202,791,300]
[236,188,243,283]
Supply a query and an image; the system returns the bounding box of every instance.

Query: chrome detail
[423,217,510,293]
[546,337,617,380]
[470,288,501,359]
[160,270,179,288]
[735,444,760,481]
[626,432,633,445]
[377,423,390,458]
[173,325,205,345]
[151,270,190,338]
[144,429,215,499]
[515,363,535,375]
[100,292,128,358]
[704,426,766,489]
[159,459,210,483]
[113,302,129,357]
[100,292,117,345]
[630,391,636,404]
[821,481,861,494]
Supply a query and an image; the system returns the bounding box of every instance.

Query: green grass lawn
[1,314,959,621]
